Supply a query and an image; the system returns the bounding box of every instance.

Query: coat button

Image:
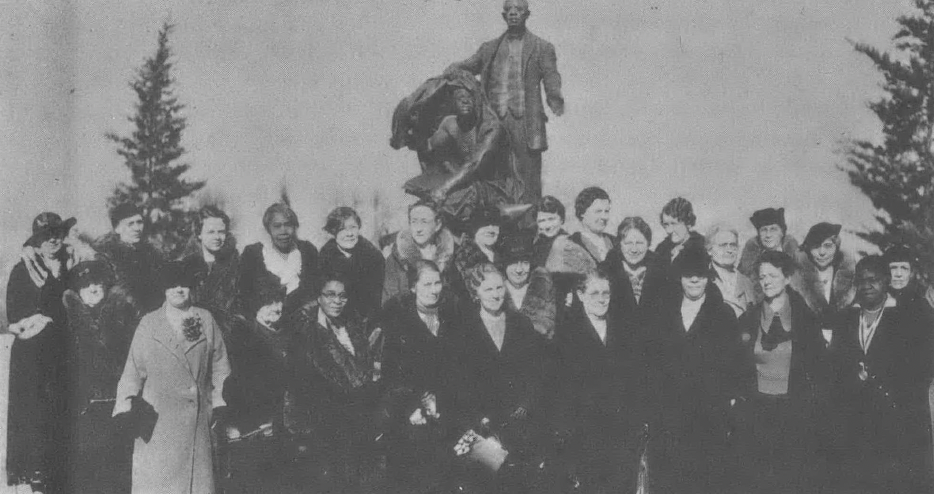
[189,386,197,393]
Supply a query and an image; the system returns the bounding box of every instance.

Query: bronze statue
[390,71,523,232]
[444,0,564,204]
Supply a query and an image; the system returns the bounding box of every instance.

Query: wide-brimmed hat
[750,207,786,231]
[159,261,196,290]
[800,222,841,251]
[26,212,76,247]
[500,229,535,265]
[468,205,504,235]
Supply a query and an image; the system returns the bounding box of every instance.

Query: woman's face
[621,229,649,265]
[580,199,610,235]
[505,260,531,287]
[889,261,912,290]
[79,283,105,307]
[267,212,296,252]
[709,230,739,268]
[474,225,500,249]
[318,280,348,319]
[199,217,228,254]
[758,224,784,251]
[808,238,838,270]
[662,214,690,245]
[38,235,64,258]
[536,212,563,238]
[413,269,443,308]
[336,217,360,251]
[409,206,440,247]
[165,286,191,309]
[758,262,790,300]
[476,272,506,314]
[681,274,708,301]
[578,278,611,319]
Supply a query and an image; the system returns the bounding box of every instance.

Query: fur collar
[738,235,800,277]
[393,227,456,273]
[793,250,856,315]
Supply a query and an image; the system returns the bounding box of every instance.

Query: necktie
[761,315,791,351]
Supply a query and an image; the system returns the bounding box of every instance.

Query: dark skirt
[6,328,69,492]
[68,403,133,494]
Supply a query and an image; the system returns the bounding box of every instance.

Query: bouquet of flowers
[182,314,203,342]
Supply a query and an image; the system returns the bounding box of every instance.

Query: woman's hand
[11,314,52,340]
[409,407,427,426]
[255,302,283,329]
[421,392,440,419]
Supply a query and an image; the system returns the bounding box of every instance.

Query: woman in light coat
[113,262,231,494]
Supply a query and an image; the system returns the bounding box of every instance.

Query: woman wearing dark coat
[567,187,615,264]
[380,260,465,493]
[644,245,744,494]
[317,207,385,322]
[286,273,382,492]
[734,251,829,494]
[452,205,503,301]
[655,197,705,266]
[239,202,319,321]
[550,269,647,493]
[6,213,74,493]
[179,206,241,322]
[63,260,136,494]
[603,216,670,333]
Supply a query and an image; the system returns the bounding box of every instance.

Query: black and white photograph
[2,0,934,492]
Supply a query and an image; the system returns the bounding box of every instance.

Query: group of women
[4,186,933,494]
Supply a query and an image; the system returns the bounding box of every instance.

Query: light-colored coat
[113,304,230,494]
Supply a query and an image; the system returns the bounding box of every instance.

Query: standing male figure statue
[446,0,564,204]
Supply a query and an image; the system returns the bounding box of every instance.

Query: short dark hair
[193,206,231,235]
[316,271,351,297]
[574,187,610,220]
[535,195,566,222]
[574,266,611,294]
[660,197,696,227]
[323,207,361,236]
[407,198,441,221]
[262,203,299,232]
[406,259,441,288]
[756,251,797,278]
[617,216,652,245]
[856,255,891,282]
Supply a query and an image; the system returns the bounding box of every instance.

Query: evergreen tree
[844,0,934,280]
[106,22,204,256]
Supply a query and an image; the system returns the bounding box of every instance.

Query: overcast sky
[0,0,914,263]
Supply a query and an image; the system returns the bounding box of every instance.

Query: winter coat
[381,228,456,305]
[602,249,671,336]
[5,259,70,490]
[238,239,319,320]
[94,234,164,314]
[551,304,647,491]
[654,230,706,267]
[64,288,137,494]
[737,235,801,280]
[531,229,565,269]
[179,243,241,319]
[113,304,231,494]
[318,237,385,321]
[504,267,557,339]
[790,250,856,328]
[567,231,615,264]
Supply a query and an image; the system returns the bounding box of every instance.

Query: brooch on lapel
[182,315,204,342]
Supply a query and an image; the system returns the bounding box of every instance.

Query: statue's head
[452,88,474,117]
[502,0,530,30]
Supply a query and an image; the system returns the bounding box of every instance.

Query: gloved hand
[211,406,230,432]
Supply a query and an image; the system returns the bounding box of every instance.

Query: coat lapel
[522,31,536,72]
[149,308,197,379]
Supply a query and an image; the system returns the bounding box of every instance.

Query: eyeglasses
[321,292,348,302]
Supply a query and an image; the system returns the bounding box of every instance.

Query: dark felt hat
[159,261,196,290]
[26,212,76,247]
[674,244,711,278]
[70,260,111,290]
[110,203,143,228]
[750,208,786,231]
[468,205,504,234]
[500,229,535,265]
[884,244,917,266]
[800,222,842,251]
